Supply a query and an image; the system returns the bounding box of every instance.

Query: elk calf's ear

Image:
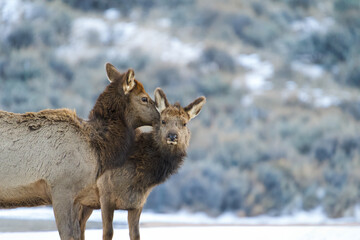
[123,69,136,95]
[184,96,206,120]
[154,88,169,113]
[105,63,122,83]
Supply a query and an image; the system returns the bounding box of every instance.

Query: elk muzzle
[167,133,178,145]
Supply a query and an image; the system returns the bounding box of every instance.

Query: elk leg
[128,208,142,240]
[79,206,93,240]
[100,196,115,240]
[52,194,81,240]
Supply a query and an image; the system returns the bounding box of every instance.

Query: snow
[1,206,360,226]
[241,95,254,106]
[291,17,334,34]
[0,0,23,24]
[233,53,274,107]
[1,207,360,239]
[235,54,273,92]
[285,61,357,108]
[104,8,120,21]
[71,17,111,46]
[0,0,43,24]
[0,0,38,41]
[291,62,324,80]
[157,18,171,28]
[1,226,360,240]
[56,17,113,64]
[282,87,340,108]
[57,17,202,66]
[111,22,202,65]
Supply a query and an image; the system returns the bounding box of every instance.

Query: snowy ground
[1,206,360,226]
[1,207,360,240]
[1,226,360,240]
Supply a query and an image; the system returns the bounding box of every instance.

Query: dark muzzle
[167,133,178,145]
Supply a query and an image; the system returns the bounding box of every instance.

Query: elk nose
[168,133,177,142]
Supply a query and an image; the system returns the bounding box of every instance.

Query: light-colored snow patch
[0,206,54,221]
[112,22,202,65]
[283,87,340,108]
[299,88,340,108]
[291,17,334,34]
[1,206,360,225]
[0,0,23,24]
[112,21,138,44]
[2,226,360,240]
[234,54,273,92]
[56,45,101,65]
[71,17,111,46]
[104,8,121,20]
[56,17,112,64]
[241,95,253,106]
[157,18,171,28]
[0,0,42,23]
[57,17,201,66]
[244,72,273,92]
[291,62,324,79]
[314,95,340,108]
[0,0,39,40]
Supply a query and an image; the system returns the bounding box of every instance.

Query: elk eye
[183,123,187,127]
[162,120,166,125]
[141,97,148,103]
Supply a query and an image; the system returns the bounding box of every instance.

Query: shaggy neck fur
[88,82,135,176]
[131,124,187,190]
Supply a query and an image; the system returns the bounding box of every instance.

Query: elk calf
[77,88,206,240]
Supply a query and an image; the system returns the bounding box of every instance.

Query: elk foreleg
[52,193,82,240]
[128,208,142,240]
[79,206,93,240]
[100,196,115,240]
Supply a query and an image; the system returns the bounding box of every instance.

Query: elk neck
[88,88,135,176]
[131,130,187,189]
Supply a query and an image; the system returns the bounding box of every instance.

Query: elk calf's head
[105,63,159,128]
[154,88,206,151]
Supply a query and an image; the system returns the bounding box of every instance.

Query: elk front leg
[128,208,142,240]
[52,193,81,240]
[100,196,115,240]
[79,206,93,240]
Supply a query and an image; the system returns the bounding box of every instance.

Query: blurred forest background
[1,0,360,219]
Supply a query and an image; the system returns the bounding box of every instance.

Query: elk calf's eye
[162,120,166,125]
[141,97,148,103]
[183,123,187,127]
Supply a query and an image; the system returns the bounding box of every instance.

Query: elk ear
[123,69,136,95]
[154,88,169,113]
[105,63,121,83]
[184,96,206,120]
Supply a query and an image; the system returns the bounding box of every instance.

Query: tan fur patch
[0,108,84,131]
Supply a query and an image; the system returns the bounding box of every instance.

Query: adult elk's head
[101,63,159,128]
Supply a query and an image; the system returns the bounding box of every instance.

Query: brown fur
[0,180,51,208]
[0,63,159,240]
[88,65,159,174]
[76,88,206,240]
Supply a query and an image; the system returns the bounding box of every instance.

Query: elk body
[0,63,159,240]
[77,88,206,240]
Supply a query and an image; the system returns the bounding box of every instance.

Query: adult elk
[0,63,159,240]
[76,88,206,240]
